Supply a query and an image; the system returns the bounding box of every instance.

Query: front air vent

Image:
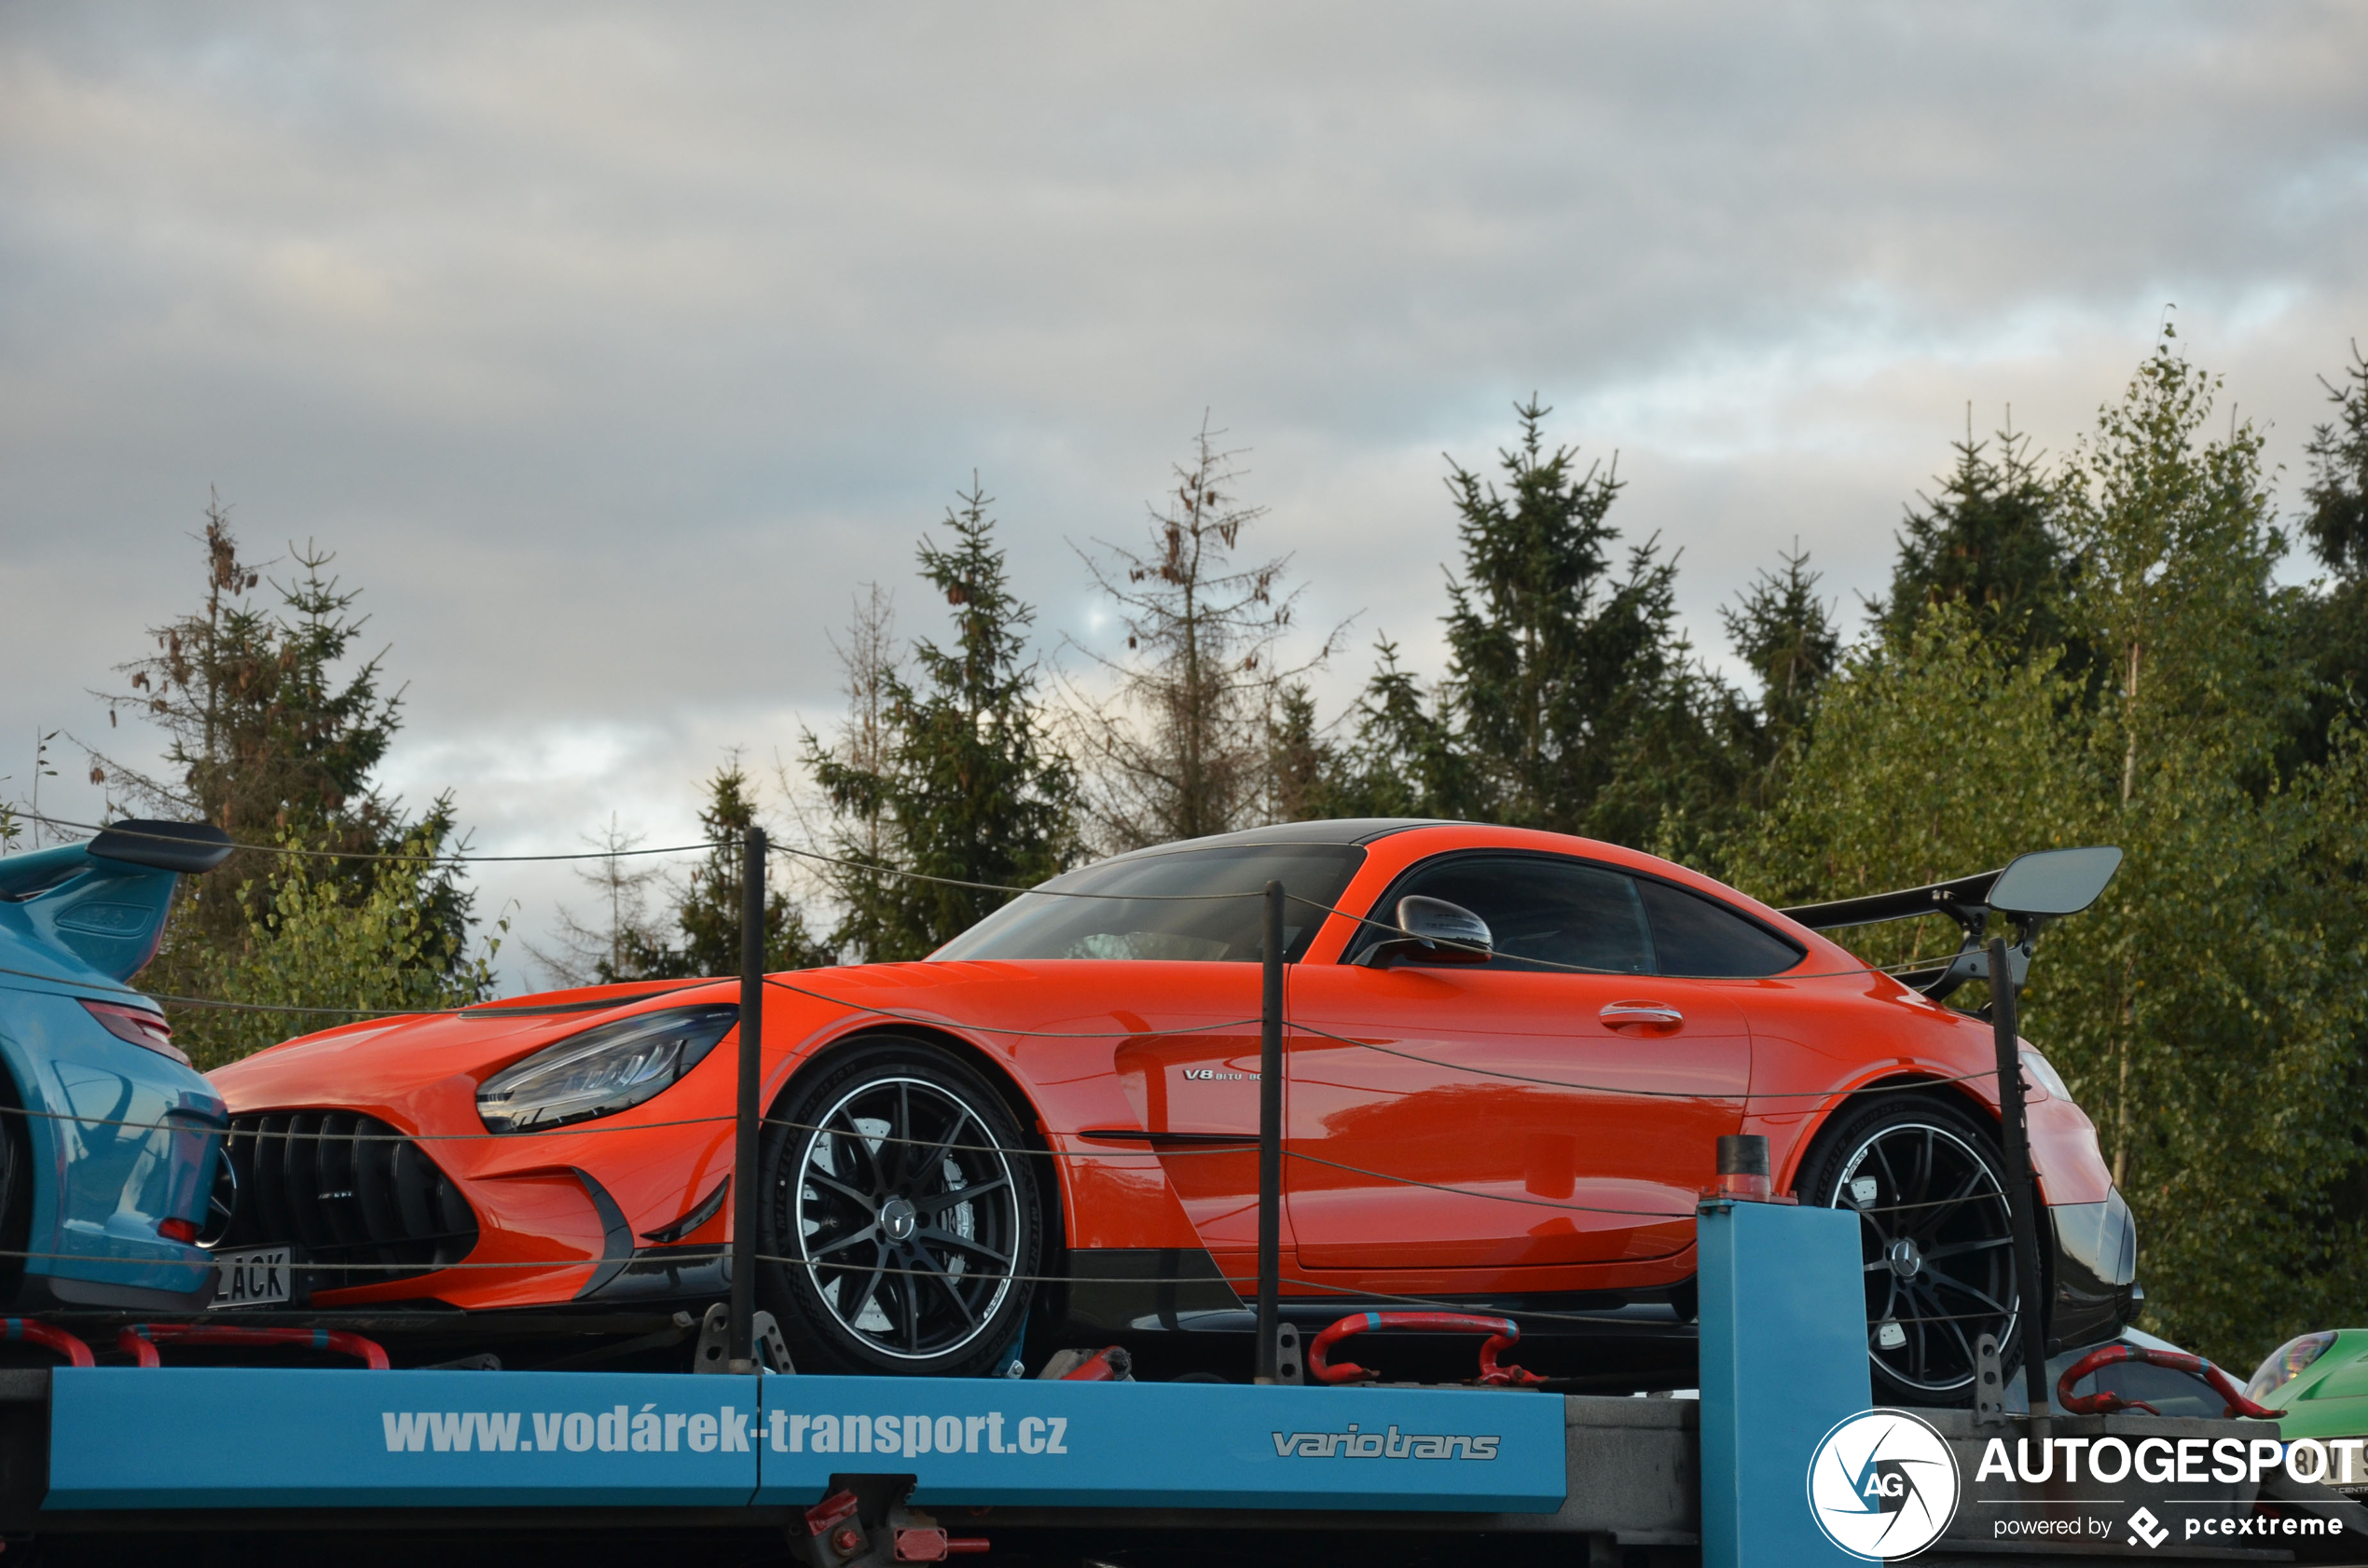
[217,1112,478,1288]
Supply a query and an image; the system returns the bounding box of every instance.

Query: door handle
[1599,1001,1683,1029]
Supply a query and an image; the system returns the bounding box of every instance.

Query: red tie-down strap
[2056,1342,2279,1420]
[116,1324,391,1369]
[3,1318,94,1368]
[1306,1311,1547,1387]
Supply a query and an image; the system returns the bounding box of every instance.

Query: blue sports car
[0,819,231,1312]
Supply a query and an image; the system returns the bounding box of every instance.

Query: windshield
[930,843,1368,963]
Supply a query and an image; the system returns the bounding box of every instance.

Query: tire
[757,1038,1041,1378]
[1794,1092,2022,1407]
[0,1072,29,1307]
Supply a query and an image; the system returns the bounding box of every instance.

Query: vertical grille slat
[354,1124,403,1266]
[219,1110,478,1290]
[282,1112,328,1254]
[389,1138,437,1241]
[251,1113,293,1245]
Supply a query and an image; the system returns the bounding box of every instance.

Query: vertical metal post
[728,826,767,1373]
[1254,879,1286,1384]
[1988,935,2050,1421]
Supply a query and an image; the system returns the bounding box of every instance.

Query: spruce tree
[2297,343,2368,765]
[810,484,1078,959]
[609,763,831,980]
[1321,400,1722,845]
[1876,415,2082,670]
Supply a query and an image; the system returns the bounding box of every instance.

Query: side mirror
[1988,846,2123,918]
[1356,896,1493,969]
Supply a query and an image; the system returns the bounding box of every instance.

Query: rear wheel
[757,1038,1040,1378]
[0,1076,25,1307]
[1795,1092,2021,1407]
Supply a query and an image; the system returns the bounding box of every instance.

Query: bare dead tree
[521,815,671,987]
[1065,417,1347,851]
[786,582,906,961]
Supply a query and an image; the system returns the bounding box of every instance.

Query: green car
[2249,1331,2368,1456]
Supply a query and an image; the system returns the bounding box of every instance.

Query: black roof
[1095,818,1456,861]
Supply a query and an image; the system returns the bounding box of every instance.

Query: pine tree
[1724,544,1839,749]
[811,484,1079,959]
[1318,401,1725,845]
[85,502,481,1020]
[1876,413,2082,670]
[2296,342,2368,765]
[1265,682,1335,824]
[609,763,831,980]
[1322,640,1468,819]
[792,584,905,965]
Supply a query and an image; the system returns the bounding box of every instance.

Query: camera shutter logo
[1805,1409,1962,1561]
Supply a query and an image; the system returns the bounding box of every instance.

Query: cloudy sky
[5,4,2364,988]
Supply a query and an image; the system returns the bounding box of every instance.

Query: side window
[1636,880,1802,978]
[1365,855,1652,975]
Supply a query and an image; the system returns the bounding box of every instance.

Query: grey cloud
[3,2,2364,985]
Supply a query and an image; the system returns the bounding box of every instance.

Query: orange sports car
[206,819,2135,1401]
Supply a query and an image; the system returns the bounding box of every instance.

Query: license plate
[211,1245,294,1309]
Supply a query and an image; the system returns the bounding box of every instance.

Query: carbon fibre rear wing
[1779,846,2122,1002]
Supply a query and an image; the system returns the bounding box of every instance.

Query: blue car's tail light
[475,1004,739,1134]
[81,999,190,1066]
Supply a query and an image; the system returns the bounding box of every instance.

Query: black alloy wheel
[758,1038,1040,1378]
[1797,1093,2020,1406]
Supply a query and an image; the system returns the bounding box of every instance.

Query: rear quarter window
[1636,879,1803,978]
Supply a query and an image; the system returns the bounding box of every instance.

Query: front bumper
[2047,1186,2139,1354]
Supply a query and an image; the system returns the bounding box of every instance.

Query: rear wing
[0,819,233,983]
[1780,846,2122,1001]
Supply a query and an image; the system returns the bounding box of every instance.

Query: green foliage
[1729,606,2094,959]
[1731,330,2368,1365]
[809,484,1079,960]
[604,763,831,981]
[171,822,503,1072]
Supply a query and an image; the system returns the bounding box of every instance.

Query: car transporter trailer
[0,837,2358,1567]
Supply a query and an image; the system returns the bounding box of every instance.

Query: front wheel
[757,1038,1040,1378]
[1795,1092,2022,1407]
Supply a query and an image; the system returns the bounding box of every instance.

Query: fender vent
[216,1112,477,1287]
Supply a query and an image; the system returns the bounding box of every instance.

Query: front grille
[218,1112,479,1287]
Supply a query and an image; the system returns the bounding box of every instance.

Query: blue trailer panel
[43,1367,1566,1514]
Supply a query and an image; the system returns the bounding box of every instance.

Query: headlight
[2246,1330,2337,1408]
[476,1004,738,1134]
[2020,1047,2072,1102]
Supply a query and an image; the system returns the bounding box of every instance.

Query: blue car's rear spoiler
[0,820,234,985]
